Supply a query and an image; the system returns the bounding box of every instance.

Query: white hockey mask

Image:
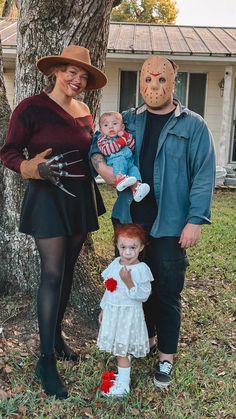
[140,56,176,108]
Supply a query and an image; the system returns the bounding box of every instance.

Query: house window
[119,71,139,112]
[119,70,207,117]
[175,72,188,104]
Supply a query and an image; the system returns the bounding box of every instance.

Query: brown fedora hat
[37,45,107,90]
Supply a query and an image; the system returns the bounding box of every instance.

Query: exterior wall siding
[3,68,15,108]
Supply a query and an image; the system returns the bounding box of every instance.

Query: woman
[0,45,107,399]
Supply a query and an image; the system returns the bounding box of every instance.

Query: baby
[97,112,150,202]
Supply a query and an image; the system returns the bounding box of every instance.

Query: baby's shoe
[133,182,150,202]
[101,380,130,397]
[116,175,137,192]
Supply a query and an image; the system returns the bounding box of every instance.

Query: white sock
[117,366,131,384]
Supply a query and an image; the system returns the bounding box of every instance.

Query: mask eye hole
[145,76,152,83]
[159,77,166,84]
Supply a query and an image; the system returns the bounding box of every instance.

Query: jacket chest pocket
[164,133,189,160]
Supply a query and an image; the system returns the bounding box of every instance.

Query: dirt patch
[0,293,97,357]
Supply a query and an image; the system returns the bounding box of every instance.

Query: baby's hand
[118,130,124,137]
[98,311,103,324]
[119,266,135,289]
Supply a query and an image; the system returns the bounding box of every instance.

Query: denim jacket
[90,101,216,238]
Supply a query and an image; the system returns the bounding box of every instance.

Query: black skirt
[19,178,106,238]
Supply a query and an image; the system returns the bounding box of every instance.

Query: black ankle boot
[35,353,68,399]
[55,337,80,362]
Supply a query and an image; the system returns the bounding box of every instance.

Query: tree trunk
[0,0,122,319]
[0,40,31,295]
[0,42,39,294]
[0,39,11,294]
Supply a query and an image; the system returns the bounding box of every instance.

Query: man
[90,55,216,388]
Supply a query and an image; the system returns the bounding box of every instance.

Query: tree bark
[0,43,11,146]
[0,0,121,318]
[0,39,10,247]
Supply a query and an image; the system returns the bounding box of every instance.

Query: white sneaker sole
[133,183,150,202]
[153,377,171,388]
[101,390,129,397]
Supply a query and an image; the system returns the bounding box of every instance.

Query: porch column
[218,66,233,166]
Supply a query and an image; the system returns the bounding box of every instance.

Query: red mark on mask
[150,72,162,77]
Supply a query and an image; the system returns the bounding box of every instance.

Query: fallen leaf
[131,408,140,416]
[0,389,8,399]
[19,352,29,357]
[82,407,94,418]
[217,380,226,388]
[217,371,226,376]
[5,365,12,373]
[147,394,157,402]
[18,405,27,415]
[228,343,236,351]
[97,361,104,370]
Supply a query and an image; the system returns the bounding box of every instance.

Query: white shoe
[116,175,137,192]
[133,182,150,202]
[101,380,130,397]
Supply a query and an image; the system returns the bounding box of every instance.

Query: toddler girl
[97,224,154,397]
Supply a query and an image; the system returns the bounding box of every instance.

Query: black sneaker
[153,360,173,388]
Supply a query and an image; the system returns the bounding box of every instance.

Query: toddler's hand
[119,266,135,289]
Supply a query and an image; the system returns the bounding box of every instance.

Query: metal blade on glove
[37,150,85,197]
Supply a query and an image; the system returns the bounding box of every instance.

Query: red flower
[101,370,116,381]
[100,379,114,393]
[104,277,117,292]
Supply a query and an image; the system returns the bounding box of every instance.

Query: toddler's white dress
[97,257,154,358]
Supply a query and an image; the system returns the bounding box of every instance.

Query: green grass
[0,187,235,418]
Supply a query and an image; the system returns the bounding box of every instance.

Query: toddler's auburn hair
[113,223,148,246]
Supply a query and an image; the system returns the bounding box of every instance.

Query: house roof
[1,18,236,58]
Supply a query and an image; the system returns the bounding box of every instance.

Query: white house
[1,19,236,166]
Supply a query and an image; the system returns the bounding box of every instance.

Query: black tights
[35,234,86,354]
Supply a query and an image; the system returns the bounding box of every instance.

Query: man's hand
[179,223,201,249]
[119,266,135,289]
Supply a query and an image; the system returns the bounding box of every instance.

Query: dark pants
[112,218,189,354]
[143,236,189,354]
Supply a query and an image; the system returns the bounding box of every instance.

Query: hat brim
[36,56,107,90]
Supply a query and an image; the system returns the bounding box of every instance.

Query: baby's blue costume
[96,132,141,180]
